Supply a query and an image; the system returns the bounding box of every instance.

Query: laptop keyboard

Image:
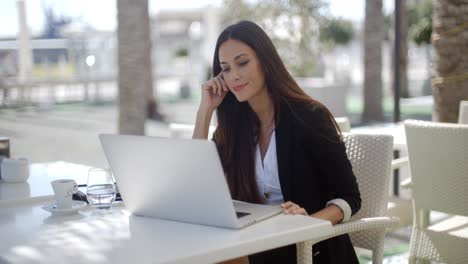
[236,211,250,218]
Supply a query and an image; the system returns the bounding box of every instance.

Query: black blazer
[249,101,361,264]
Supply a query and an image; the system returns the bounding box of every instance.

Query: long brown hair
[212,21,340,203]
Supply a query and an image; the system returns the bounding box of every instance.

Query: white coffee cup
[1,158,30,183]
[51,179,78,209]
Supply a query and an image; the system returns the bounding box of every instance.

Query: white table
[0,199,332,264]
[0,161,333,263]
[0,161,92,205]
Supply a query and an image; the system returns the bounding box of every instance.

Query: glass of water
[86,168,116,211]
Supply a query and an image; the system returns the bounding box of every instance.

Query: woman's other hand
[280,201,308,216]
[281,201,344,225]
[200,72,229,113]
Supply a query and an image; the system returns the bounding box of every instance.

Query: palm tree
[117,0,149,135]
[432,0,468,122]
[362,0,384,123]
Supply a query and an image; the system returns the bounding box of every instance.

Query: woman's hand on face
[281,201,308,216]
[200,73,229,113]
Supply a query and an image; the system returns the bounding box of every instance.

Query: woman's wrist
[193,106,214,140]
[198,104,215,117]
[197,106,214,122]
[309,204,344,225]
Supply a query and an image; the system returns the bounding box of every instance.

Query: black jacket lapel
[275,102,293,202]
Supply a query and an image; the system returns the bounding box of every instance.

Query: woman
[193,21,361,264]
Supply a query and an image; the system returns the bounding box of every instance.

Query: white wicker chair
[404,120,468,264]
[335,117,351,132]
[386,156,414,229]
[297,134,399,264]
[392,103,468,230]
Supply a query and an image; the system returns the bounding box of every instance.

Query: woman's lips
[233,83,247,92]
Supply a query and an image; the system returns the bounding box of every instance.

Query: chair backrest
[335,117,351,132]
[405,120,468,216]
[342,134,393,256]
[344,134,394,220]
[458,100,468,124]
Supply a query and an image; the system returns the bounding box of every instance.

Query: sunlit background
[0,1,450,262]
[0,0,429,112]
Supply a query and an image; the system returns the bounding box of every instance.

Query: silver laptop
[99,134,282,229]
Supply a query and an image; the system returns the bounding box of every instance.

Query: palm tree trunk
[432,0,468,122]
[363,0,384,123]
[117,0,149,135]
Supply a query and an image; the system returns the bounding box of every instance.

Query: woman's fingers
[202,74,228,99]
[286,205,300,214]
[216,72,229,92]
[281,202,298,214]
[214,77,223,96]
[204,79,219,96]
[293,208,308,216]
[281,201,308,216]
[281,201,295,209]
[218,74,229,92]
[202,79,214,91]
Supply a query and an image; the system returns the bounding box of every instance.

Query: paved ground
[0,100,201,168]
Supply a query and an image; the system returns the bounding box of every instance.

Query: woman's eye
[222,68,230,73]
[239,60,249,66]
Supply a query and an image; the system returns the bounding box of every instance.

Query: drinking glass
[86,168,116,210]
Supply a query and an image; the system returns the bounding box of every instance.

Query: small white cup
[1,158,30,183]
[51,179,78,209]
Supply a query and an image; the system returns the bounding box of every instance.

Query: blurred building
[152,6,220,98]
[0,6,221,101]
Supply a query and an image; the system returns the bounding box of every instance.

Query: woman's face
[218,39,267,102]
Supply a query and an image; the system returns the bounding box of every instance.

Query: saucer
[42,200,88,215]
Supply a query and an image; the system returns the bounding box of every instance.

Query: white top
[255,131,283,205]
[0,200,333,264]
[255,131,352,222]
